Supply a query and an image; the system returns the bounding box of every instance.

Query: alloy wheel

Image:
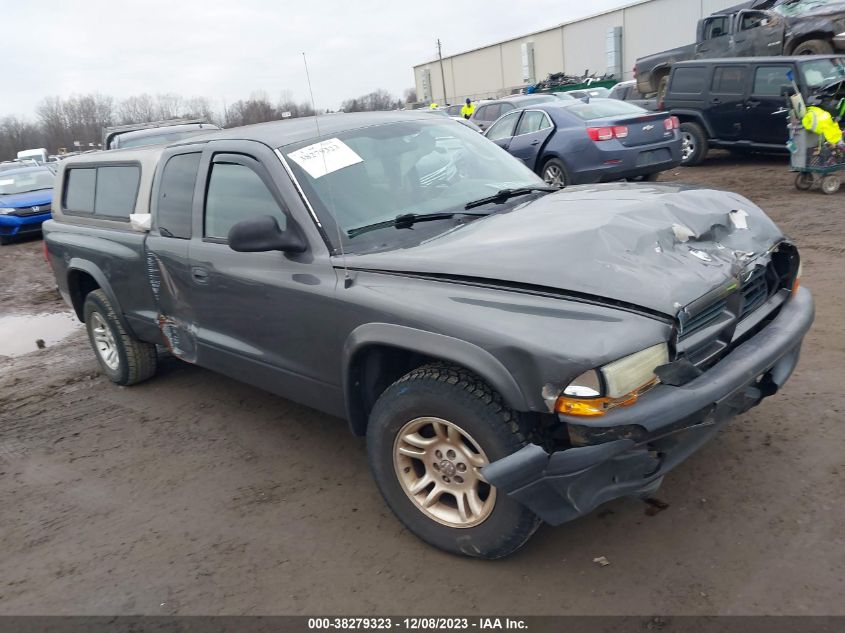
[681,133,695,162]
[393,416,496,528]
[90,312,120,370]
[543,164,566,188]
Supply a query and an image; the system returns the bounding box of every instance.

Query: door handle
[771,107,789,116]
[711,98,722,105]
[191,266,210,284]
[530,139,541,146]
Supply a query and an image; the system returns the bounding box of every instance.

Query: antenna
[302,51,352,289]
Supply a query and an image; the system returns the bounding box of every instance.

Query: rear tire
[656,75,669,104]
[680,122,709,166]
[83,289,157,386]
[540,157,569,188]
[792,39,834,55]
[366,363,541,559]
[0,236,12,245]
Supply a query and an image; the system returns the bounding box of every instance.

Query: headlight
[0,207,12,215]
[555,343,669,417]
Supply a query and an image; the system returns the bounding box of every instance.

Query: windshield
[773,0,834,17]
[282,119,544,251]
[800,57,845,88]
[563,99,647,120]
[0,170,54,195]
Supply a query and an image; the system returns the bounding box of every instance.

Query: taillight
[587,126,624,141]
[663,116,680,130]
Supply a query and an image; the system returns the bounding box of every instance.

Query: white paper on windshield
[287,138,363,179]
[0,179,13,186]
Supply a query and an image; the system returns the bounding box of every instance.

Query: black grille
[11,204,51,217]
[739,266,770,319]
[680,298,727,337]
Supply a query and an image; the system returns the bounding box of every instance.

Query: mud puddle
[0,311,82,357]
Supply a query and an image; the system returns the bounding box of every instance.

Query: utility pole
[437,38,447,105]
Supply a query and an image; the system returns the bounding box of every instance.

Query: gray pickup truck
[636,0,845,98]
[44,111,814,559]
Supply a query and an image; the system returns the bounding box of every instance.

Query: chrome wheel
[393,416,496,528]
[90,312,119,370]
[681,132,695,163]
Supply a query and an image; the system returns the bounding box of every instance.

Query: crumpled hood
[344,183,785,316]
[0,189,53,209]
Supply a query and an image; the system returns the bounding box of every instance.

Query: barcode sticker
[287,138,363,179]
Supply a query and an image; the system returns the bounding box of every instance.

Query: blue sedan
[484,99,682,187]
[0,165,55,244]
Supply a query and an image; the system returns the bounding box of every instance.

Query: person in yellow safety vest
[460,98,475,119]
[802,106,844,146]
[429,103,439,110]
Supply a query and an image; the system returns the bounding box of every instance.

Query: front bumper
[0,212,52,236]
[482,287,815,525]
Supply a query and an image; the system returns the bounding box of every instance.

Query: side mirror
[228,215,306,253]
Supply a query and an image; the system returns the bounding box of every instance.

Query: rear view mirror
[228,215,306,253]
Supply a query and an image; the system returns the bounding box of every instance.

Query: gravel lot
[1,153,843,616]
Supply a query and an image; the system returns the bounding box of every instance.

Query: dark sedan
[484,99,682,187]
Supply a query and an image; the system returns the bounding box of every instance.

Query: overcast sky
[2,0,632,119]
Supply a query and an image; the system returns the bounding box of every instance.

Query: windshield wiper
[464,186,556,211]
[347,211,487,239]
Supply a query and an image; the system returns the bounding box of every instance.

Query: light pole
[437,38,448,105]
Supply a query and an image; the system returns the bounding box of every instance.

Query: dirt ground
[0,153,843,616]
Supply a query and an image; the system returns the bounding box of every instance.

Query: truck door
[183,142,342,408]
[707,64,750,141]
[743,64,793,145]
[696,16,732,58]
[734,10,785,56]
[145,149,204,362]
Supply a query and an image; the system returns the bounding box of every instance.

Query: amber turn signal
[555,393,638,417]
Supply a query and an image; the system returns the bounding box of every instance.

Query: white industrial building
[413,0,741,104]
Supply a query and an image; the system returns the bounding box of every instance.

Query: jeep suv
[664,55,845,165]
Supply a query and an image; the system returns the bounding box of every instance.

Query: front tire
[366,363,541,559]
[679,122,709,166]
[83,289,157,386]
[540,157,569,188]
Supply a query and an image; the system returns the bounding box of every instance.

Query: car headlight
[555,343,669,417]
[0,207,12,215]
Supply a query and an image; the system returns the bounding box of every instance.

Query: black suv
[665,55,845,165]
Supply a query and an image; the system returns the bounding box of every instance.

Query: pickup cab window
[64,165,140,218]
[703,16,728,39]
[157,152,200,239]
[204,161,287,241]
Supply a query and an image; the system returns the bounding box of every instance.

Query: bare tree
[404,87,418,103]
[341,89,402,113]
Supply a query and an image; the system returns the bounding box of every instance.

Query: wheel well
[68,270,100,322]
[788,33,832,54]
[346,345,434,436]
